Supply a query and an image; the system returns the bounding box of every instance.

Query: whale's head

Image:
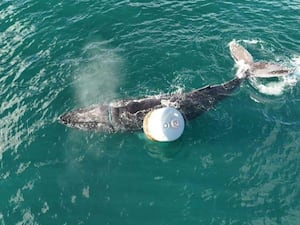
[60,105,115,132]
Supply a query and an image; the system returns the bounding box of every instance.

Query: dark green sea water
[1,1,300,224]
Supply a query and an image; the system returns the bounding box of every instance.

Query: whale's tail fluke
[229,41,294,78]
[229,41,254,65]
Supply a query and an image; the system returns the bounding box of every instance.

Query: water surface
[1,1,300,224]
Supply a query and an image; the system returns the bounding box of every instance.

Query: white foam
[253,80,286,96]
[22,180,35,191]
[82,186,90,198]
[71,195,77,204]
[242,39,262,45]
[16,209,36,225]
[0,212,4,223]
[0,5,15,20]
[16,162,31,175]
[0,171,10,180]
[291,55,300,74]
[41,202,49,214]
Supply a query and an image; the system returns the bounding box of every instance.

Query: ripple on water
[0,2,68,158]
[234,122,300,222]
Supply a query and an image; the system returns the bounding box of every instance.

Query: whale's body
[60,41,293,132]
[60,77,243,132]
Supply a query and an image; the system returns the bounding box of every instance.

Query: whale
[60,41,293,132]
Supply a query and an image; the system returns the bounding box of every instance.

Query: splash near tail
[229,40,294,79]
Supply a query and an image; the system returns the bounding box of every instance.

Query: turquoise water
[1,0,300,224]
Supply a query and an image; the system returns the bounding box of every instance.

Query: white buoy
[143,107,185,142]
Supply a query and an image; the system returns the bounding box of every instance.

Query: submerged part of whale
[60,42,294,132]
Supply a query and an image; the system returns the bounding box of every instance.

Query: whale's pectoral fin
[250,61,294,78]
[229,41,254,65]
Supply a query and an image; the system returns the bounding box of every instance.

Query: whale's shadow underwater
[60,41,294,133]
